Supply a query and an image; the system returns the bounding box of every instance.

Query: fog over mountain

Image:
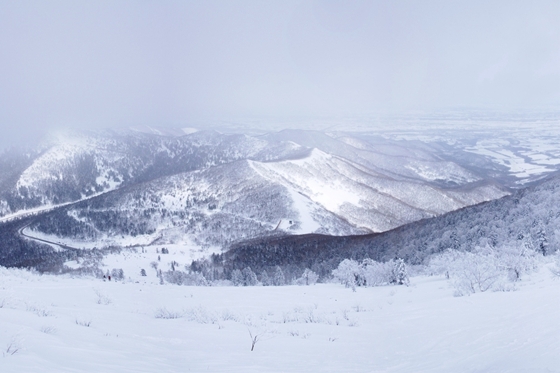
[1,1,559,150]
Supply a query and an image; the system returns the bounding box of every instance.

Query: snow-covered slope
[250,149,505,232]
[0,262,558,373]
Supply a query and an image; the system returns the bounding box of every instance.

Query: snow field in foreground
[0,266,559,373]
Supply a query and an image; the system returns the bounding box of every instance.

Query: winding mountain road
[18,223,81,251]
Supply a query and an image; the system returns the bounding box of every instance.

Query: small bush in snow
[220,309,239,322]
[40,326,57,335]
[185,306,217,324]
[3,338,21,357]
[26,304,52,317]
[155,307,183,319]
[94,289,112,305]
[75,318,92,327]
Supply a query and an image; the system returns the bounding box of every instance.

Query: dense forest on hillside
[204,173,560,281]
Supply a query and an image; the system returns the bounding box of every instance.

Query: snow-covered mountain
[223,171,560,278]
[264,130,480,186]
[8,128,508,249]
[0,129,307,219]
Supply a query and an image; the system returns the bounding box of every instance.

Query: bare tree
[150,261,159,275]
[247,328,267,351]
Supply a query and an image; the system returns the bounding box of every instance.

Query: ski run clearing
[1,263,559,373]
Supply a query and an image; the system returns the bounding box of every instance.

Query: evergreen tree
[260,271,271,286]
[273,266,285,286]
[242,267,258,286]
[231,269,243,286]
[392,258,409,286]
[536,227,548,255]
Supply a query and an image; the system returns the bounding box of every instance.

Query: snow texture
[0,264,558,372]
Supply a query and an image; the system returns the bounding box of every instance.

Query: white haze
[0,0,559,149]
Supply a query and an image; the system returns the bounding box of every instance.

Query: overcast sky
[0,0,559,146]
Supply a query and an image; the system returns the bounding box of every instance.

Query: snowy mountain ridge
[0,127,534,254]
